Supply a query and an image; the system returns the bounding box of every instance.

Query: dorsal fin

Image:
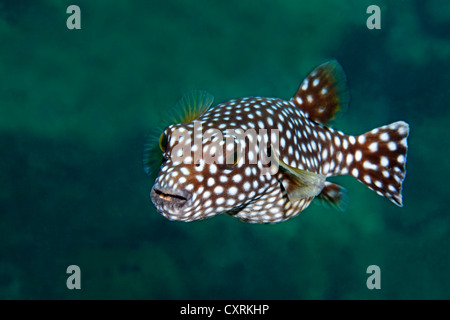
[290,60,349,126]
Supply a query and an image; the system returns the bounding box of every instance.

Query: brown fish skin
[149,60,409,223]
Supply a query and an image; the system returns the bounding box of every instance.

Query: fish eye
[224,136,241,167]
[195,159,204,167]
[226,149,240,167]
[159,132,168,153]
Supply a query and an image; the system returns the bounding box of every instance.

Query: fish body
[146,60,409,223]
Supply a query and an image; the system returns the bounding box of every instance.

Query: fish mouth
[150,185,191,218]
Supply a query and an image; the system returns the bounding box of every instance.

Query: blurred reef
[0,0,449,299]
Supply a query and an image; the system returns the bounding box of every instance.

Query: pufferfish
[144,60,409,223]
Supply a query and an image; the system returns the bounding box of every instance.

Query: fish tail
[348,121,410,206]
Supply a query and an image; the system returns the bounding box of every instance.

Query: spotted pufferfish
[144,60,409,223]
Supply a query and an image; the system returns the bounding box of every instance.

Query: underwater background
[1,0,449,299]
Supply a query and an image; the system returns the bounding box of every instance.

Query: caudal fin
[349,121,409,206]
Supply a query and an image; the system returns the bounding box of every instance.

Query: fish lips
[150,185,192,219]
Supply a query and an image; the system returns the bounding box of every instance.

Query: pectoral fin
[173,90,214,124]
[271,145,326,203]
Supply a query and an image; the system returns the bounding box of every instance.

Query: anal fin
[315,182,348,212]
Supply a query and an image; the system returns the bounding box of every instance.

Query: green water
[1,0,449,299]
